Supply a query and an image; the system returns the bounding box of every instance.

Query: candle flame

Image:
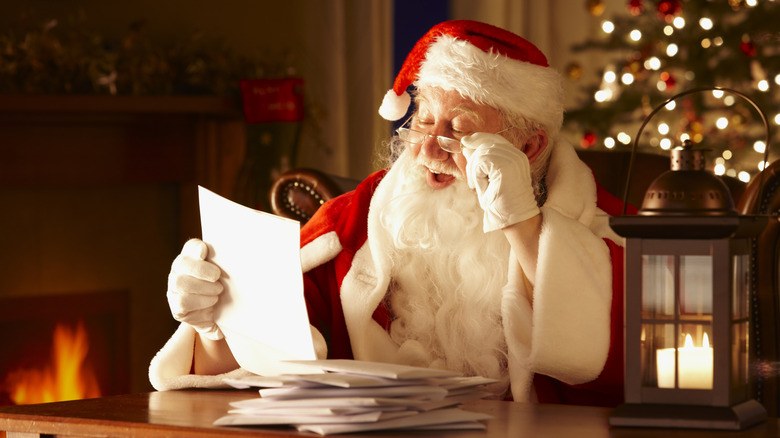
[682,333,710,349]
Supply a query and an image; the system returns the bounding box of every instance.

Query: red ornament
[740,40,756,57]
[627,0,644,15]
[656,0,681,21]
[581,131,597,149]
[659,71,676,90]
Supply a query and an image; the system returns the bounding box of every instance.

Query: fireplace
[0,291,130,405]
[0,95,246,396]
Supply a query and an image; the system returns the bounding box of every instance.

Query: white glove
[166,238,224,340]
[462,132,540,233]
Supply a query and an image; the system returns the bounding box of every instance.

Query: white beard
[377,151,511,397]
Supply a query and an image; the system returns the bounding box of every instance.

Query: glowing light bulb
[699,17,713,30]
[621,73,635,85]
[673,17,686,29]
[754,140,767,153]
[630,29,642,41]
[604,137,616,149]
[716,117,729,129]
[660,138,672,150]
[665,101,676,110]
[712,90,724,98]
[667,43,679,57]
[645,57,661,70]
[722,150,733,160]
[604,71,617,83]
[739,171,751,183]
[664,25,674,36]
[758,80,769,92]
[617,132,631,144]
[714,163,726,175]
[658,123,670,135]
[595,89,612,102]
[602,20,615,33]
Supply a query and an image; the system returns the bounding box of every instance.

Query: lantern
[608,88,772,430]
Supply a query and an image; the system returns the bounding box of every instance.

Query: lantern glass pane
[647,323,675,388]
[732,254,750,319]
[641,255,675,318]
[732,321,749,390]
[679,255,712,317]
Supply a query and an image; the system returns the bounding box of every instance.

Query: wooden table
[0,390,777,437]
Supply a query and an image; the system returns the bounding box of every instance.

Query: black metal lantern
[608,88,772,430]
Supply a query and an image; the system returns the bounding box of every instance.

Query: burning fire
[4,320,101,404]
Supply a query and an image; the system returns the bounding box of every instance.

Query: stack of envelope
[214,359,497,435]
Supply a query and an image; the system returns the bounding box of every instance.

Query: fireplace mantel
[0,94,248,393]
[0,94,247,240]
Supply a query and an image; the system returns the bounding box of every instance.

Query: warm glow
[5,321,101,404]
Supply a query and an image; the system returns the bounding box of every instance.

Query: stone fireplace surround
[0,95,246,396]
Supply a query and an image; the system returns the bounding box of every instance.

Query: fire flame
[5,320,101,404]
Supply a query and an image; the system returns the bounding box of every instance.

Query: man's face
[408,88,504,190]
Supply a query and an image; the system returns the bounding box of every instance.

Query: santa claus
[150,20,627,406]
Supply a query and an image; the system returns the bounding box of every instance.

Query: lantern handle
[620,86,771,216]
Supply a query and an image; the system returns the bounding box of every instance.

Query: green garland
[0,12,289,97]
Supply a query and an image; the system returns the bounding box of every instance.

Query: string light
[658,123,670,135]
[716,117,729,129]
[602,20,615,34]
[663,25,674,36]
[622,73,635,84]
[604,137,616,149]
[724,95,735,106]
[722,150,733,160]
[758,80,769,91]
[665,101,676,110]
[699,17,713,30]
[759,161,770,171]
[713,90,724,98]
[738,171,751,183]
[774,113,780,125]
[630,29,642,41]
[645,57,661,70]
[617,132,632,144]
[660,138,673,149]
[673,17,686,29]
[666,43,679,57]
[754,140,766,153]
[714,163,726,175]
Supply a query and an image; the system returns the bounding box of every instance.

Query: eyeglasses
[396,127,511,154]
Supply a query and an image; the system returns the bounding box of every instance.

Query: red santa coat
[149,139,626,406]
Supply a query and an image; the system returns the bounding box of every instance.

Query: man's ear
[523,130,548,164]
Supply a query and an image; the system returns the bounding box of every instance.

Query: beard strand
[377,151,511,397]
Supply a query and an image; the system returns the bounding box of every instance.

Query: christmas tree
[564,0,780,181]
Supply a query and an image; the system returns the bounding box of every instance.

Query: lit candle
[656,333,713,389]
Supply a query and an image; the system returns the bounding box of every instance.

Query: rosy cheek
[453,154,469,177]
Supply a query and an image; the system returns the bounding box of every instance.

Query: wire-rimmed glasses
[396,127,511,154]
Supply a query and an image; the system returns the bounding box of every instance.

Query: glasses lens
[437,137,462,153]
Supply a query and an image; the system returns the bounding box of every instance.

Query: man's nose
[420,134,449,160]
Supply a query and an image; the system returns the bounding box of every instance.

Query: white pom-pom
[378,89,411,121]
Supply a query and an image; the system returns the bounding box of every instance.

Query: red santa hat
[379,20,564,135]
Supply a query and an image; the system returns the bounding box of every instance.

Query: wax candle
[656,333,713,389]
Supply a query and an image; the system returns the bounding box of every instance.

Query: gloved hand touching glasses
[461,132,540,233]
